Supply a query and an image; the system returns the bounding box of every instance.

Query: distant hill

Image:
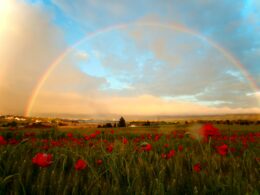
[32,113,260,122]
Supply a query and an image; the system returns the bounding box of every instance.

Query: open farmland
[0,123,259,194]
[1,1,260,194]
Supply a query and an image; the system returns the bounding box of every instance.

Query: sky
[0,0,260,117]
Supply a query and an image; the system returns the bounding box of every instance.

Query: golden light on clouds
[0,0,259,117]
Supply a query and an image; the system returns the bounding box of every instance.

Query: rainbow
[24,22,259,116]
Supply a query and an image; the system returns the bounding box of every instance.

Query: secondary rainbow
[24,22,260,116]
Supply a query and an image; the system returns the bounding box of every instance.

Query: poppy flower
[67,133,73,138]
[8,138,19,145]
[106,144,113,153]
[216,144,228,156]
[0,136,7,145]
[201,123,220,140]
[24,132,34,138]
[74,159,87,170]
[147,134,152,140]
[164,143,169,148]
[51,140,62,147]
[178,134,184,139]
[242,140,248,148]
[102,139,108,143]
[122,137,128,144]
[166,149,175,159]
[178,145,184,152]
[90,133,96,139]
[161,153,167,159]
[141,143,152,152]
[32,153,53,167]
[193,163,201,173]
[96,159,102,165]
[95,130,101,135]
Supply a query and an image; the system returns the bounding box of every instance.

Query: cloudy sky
[0,0,259,117]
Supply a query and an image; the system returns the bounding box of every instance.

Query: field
[0,123,259,194]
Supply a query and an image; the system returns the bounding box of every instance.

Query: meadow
[0,123,259,194]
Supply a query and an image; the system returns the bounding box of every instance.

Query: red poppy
[147,134,152,140]
[122,137,128,144]
[24,132,36,138]
[193,163,201,173]
[164,143,169,148]
[8,138,19,145]
[133,137,140,143]
[74,159,87,170]
[178,133,184,139]
[106,144,113,153]
[161,153,167,159]
[178,145,184,152]
[67,133,73,138]
[90,133,96,139]
[142,143,152,152]
[96,159,102,165]
[95,130,101,135]
[249,135,255,143]
[32,153,53,167]
[0,136,7,145]
[166,149,175,159]
[242,139,248,148]
[216,144,228,156]
[51,140,62,147]
[200,123,220,140]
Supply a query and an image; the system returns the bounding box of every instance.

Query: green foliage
[0,128,259,194]
[118,117,126,127]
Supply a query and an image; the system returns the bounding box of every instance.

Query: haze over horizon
[0,0,260,117]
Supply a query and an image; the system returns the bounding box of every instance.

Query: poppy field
[0,124,259,194]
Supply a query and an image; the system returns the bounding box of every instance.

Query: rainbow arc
[24,22,260,116]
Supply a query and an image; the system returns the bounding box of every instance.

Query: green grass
[0,125,259,194]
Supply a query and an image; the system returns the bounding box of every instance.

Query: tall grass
[0,127,259,194]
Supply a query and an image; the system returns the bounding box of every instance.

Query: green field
[0,124,259,194]
[58,123,260,134]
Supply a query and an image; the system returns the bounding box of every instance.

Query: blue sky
[0,0,259,116]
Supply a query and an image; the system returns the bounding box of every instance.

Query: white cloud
[75,51,89,60]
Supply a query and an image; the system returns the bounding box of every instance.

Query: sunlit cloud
[0,0,259,117]
[0,0,65,114]
[32,92,260,116]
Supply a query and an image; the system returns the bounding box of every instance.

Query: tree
[103,123,113,128]
[118,117,126,127]
[144,120,150,126]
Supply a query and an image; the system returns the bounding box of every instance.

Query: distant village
[0,115,97,129]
